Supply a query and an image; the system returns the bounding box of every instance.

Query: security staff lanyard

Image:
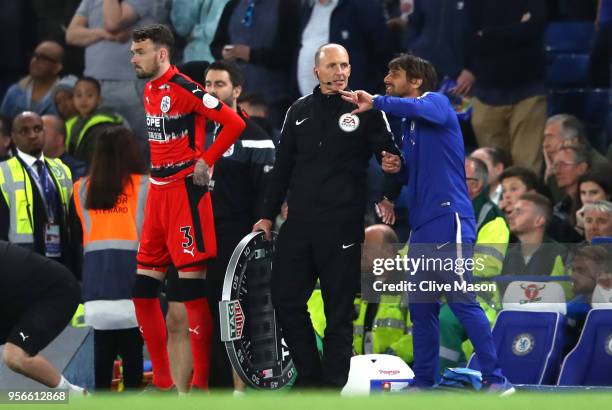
[28,160,61,257]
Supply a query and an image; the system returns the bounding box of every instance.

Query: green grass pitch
[38,391,612,410]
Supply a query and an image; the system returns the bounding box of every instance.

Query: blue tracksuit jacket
[373,92,474,231]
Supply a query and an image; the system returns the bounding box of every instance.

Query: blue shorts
[407,213,477,304]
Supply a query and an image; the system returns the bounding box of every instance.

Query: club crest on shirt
[203,93,220,109]
[338,113,360,132]
[160,95,171,113]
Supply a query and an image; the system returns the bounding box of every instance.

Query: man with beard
[341,54,514,394]
[129,24,245,391]
[203,59,275,392]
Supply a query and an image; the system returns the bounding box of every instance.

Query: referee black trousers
[271,219,362,388]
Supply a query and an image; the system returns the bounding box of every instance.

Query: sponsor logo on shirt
[146,115,167,141]
[338,113,360,132]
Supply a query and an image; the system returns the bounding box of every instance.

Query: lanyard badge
[44,222,61,258]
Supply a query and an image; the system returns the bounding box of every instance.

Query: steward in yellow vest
[0,112,74,269]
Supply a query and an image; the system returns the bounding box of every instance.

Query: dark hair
[573,245,612,271]
[205,60,244,88]
[178,60,210,84]
[86,127,147,210]
[237,92,268,109]
[388,53,438,93]
[0,114,10,136]
[132,24,175,56]
[75,76,101,94]
[36,40,65,63]
[481,147,513,168]
[0,114,14,155]
[577,164,612,205]
[499,166,541,191]
[518,192,552,225]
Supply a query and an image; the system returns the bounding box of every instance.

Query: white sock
[54,375,86,395]
[54,375,69,390]
[232,390,246,397]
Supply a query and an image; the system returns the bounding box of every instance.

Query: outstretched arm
[342,90,449,125]
[339,90,375,114]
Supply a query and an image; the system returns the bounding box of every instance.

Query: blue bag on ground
[438,367,483,390]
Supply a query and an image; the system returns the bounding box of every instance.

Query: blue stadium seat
[557,308,612,386]
[468,310,566,385]
[545,53,591,87]
[591,237,612,245]
[548,89,612,154]
[545,22,594,54]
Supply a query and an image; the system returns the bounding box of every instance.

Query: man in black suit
[0,111,76,272]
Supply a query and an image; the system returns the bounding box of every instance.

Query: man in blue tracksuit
[341,54,513,394]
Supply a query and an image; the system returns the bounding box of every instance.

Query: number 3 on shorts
[180,226,193,248]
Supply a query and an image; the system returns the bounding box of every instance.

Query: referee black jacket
[207,108,275,227]
[261,86,402,223]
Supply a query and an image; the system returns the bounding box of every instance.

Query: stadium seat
[548,89,612,154]
[591,285,612,310]
[545,53,591,87]
[468,310,566,385]
[468,281,567,384]
[591,236,612,246]
[545,22,594,54]
[557,285,612,386]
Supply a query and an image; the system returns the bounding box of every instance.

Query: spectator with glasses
[542,114,610,204]
[1,41,64,120]
[552,146,590,242]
